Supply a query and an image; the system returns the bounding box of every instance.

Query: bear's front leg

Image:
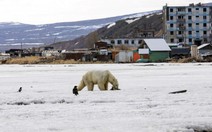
[104,82,108,90]
[87,83,94,91]
[98,83,106,91]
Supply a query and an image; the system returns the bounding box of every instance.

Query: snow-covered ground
[1,63,212,132]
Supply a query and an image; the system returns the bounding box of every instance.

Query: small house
[0,53,10,61]
[42,50,60,57]
[138,39,171,62]
[5,49,23,57]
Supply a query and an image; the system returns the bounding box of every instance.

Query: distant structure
[100,30,156,47]
[100,38,143,47]
[163,3,212,46]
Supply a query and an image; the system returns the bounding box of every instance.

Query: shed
[94,41,108,49]
[170,47,190,59]
[198,43,212,59]
[62,52,84,60]
[133,50,140,62]
[115,51,133,63]
[139,39,171,62]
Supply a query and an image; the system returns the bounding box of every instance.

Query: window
[178,31,182,35]
[196,23,199,26]
[170,31,174,35]
[170,8,173,12]
[196,8,199,10]
[124,40,129,44]
[111,40,115,44]
[131,40,134,44]
[203,23,207,27]
[170,38,174,43]
[170,16,173,20]
[204,31,207,35]
[203,16,207,19]
[179,38,183,42]
[196,16,199,18]
[189,39,192,43]
[188,8,192,12]
[188,23,192,27]
[170,24,174,27]
[196,31,199,33]
[138,40,142,44]
[188,16,192,20]
[188,31,192,35]
[178,16,184,19]
[117,40,122,44]
[203,8,207,12]
[178,8,185,12]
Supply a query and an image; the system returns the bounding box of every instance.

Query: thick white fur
[77,70,119,91]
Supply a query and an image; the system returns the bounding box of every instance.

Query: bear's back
[84,70,109,83]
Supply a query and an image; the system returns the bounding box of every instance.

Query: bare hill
[51,10,163,50]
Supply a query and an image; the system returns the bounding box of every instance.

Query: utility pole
[53,37,57,43]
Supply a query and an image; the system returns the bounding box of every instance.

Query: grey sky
[0,0,210,24]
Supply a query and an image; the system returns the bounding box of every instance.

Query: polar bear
[73,70,119,94]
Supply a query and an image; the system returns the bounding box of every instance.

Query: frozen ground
[0,63,212,132]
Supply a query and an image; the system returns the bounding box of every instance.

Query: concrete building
[163,3,212,46]
[100,38,143,47]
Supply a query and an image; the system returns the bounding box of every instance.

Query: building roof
[143,39,171,51]
[198,43,211,50]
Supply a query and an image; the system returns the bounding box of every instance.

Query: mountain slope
[51,2,212,50]
[0,11,159,47]
[51,10,163,50]
[0,19,116,46]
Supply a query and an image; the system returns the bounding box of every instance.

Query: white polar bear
[74,70,119,92]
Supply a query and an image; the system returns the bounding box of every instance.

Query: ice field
[0,63,212,132]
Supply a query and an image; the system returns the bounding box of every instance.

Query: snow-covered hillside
[0,10,161,52]
[0,63,212,132]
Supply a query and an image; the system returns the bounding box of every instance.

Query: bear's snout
[110,86,120,90]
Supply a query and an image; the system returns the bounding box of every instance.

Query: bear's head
[110,78,120,90]
[73,86,79,95]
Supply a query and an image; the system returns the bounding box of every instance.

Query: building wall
[115,51,133,63]
[199,49,212,55]
[101,38,142,46]
[163,4,212,45]
[149,52,170,62]
[0,55,10,60]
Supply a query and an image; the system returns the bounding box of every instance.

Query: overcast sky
[0,0,211,25]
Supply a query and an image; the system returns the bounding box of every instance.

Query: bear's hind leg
[104,82,108,90]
